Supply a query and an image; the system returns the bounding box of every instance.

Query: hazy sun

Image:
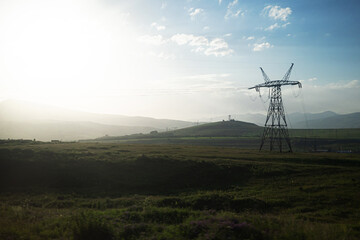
[0,0,169,110]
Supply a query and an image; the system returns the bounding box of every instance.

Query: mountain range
[209,111,360,129]
[0,100,195,141]
[0,100,359,141]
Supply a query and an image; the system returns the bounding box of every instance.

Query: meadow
[0,140,359,239]
[92,121,360,152]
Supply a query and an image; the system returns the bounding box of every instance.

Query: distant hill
[96,120,263,141]
[0,121,156,141]
[292,112,360,129]
[168,120,262,137]
[288,111,338,123]
[0,100,194,129]
[1,99,358,141]
[195,113,265,126]
[212,111,360,129]
[0,100,195,141]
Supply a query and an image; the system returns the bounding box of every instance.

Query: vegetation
[90,121,360,152]
[0,141,360,239]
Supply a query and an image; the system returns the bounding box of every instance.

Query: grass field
[91,121,360,152]
[1,141,360,239]
[89,135,360,153]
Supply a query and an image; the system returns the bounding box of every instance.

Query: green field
[90,121,360,152]
[1,141,360,239]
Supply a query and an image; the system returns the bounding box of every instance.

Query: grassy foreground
[0,141,360,239]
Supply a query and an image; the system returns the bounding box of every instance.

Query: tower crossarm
[281,63,294,81]
[260,67,271,83]
[248,80,301,90]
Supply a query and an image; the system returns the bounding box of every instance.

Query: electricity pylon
[249,63,302,152]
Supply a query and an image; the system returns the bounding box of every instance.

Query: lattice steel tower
[249,63,302,152]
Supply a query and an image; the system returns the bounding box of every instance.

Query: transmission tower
[249,63,302,152]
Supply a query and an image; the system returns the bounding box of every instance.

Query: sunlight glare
[0,0,169,111]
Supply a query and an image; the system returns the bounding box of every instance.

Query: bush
[180,216,266,240]
[119,223,149,240]
[72,212,115,240]
[143,208,190,224]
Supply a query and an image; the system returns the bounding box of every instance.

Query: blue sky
[0,0,359,120]
[125,0,360,81]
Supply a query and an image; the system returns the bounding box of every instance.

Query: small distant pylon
[249,63,302,152]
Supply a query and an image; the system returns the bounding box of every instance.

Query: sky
[0,0,359,120]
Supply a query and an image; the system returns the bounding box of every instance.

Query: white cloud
[228,0,238,9]
[171,34,233,57]
[253,42,273,51]
[218,0,222,5]
[188,8,204,19]
[151,22,166,31]
[171,34,209,47]
[205,38,234,56]
[265,23,280,31]
[191,36,209,46]
[243,36,255,40]
[327,79,360,89]
[282,22,291,28]
[225,0,244,19]
[138,35,166,45]
[308,77,317,82]
[263,5,292,21]
[171,34,197,45]
[224,33,232,37]
[265,22,290,31]
[203,26,210,31]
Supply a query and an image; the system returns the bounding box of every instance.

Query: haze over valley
[1,100,359,141]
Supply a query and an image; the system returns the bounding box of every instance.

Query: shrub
[143,208,190,224]
[180,216,266,240]
[119,223,149,240]
[72,212,115,240]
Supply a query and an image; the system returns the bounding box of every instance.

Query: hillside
[96,120,263,141]
[0,100,195,141]
[292,112,360,129]
[211,111,360,129]
[0,100,194,129]
[168,120,262,137]
[0,121,156,141]
[1,100,359,141]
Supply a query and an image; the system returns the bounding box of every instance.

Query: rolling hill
[1,99,359,141]
[0,100,194,128]
[167,120,262,137]
[291,112,360,129]
[95,120,263,141]
[211,111,360,129]
[0,100,195,141]
[0,120,156,141]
